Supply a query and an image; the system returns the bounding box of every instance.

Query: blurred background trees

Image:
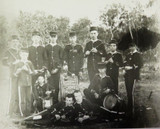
[0,0,159,63]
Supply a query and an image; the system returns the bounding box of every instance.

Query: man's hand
[33,100,37,107]
[94,93,99,99]
[91,48,98,53]
[15,68,22,76]
[83,115,90,120]
[78,117,84,123]
[45,91,52,95]
[61,115,66,119]
[122,69,126,75]
[12,60,19,65]
[51,69,59,74]
[63,65,68,71]
[125,66,133,70]
[104,89,110,94]
[22,65,28,71]
[108,58,114,63]
[55,114,61,120]
[72,73,76,77]
[79,71,82,76]
[85,50,90,56]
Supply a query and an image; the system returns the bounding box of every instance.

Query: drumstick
[22,109,48,121]
[100,106,125,115]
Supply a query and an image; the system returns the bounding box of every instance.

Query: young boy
[14,48,36,117]
[105,39,123,94]
[33,76,53,112]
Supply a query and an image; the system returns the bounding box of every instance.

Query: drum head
[103,94,118,110]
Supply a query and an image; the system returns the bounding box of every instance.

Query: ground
[0,62,160,128]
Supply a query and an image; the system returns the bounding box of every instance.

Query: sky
[1,0,156,25]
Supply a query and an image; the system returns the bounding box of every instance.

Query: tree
[99,2,156,41]
[0,16,8,57]
[16,11,70,47]
[71,18,91,46]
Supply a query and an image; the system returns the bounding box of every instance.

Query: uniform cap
[90,26,98,32]
[69,31,76,37]
[109,39,118,45]
[11,35,19,40]
[32,31,41,36]
[49,31,57,37]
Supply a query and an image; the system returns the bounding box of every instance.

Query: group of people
[2,26,143,125]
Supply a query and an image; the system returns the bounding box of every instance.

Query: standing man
[45,31,63,104]
[63,31,83,78]
[2,35,21,117]
[123,43,143,116]
[84,26,106,82]
[104,39,123,94]
[28,31,47,84]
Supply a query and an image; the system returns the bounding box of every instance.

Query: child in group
[33,76,53,112]
[14,48,36,117]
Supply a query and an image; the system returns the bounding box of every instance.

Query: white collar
[133,49,138,53]
[50,43,57,46]
[32,43,40,47]
[70,43,77,46]
[39,83,45,87]
[130,49,138,54]
[91,39,98,43]
[110,51,117,54]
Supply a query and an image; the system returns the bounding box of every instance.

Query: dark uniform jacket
[84,40,106,70]
[124,51,143,80]
[45,44,63,72]
[63,44,83,75]
[105,51,123,77]
[50,102,75,122]
[13,60,35,86]
[100,76,115,93]
[2,48,20,76]
[33,83,51,100]
[28,45,46,70]
[88,73,101,94]
[74,99,96,118]
[88,74,115,95]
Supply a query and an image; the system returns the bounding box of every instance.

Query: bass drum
[103,93,126,112]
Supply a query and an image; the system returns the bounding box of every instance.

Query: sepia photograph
[0,0,160,128]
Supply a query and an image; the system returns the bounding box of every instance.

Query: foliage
[99,3,156,40]
[71,18,91,46]
[0,16,8,57]
[16,11,70,47]
[0,16,8,46]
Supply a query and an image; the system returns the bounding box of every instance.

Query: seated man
[33,76,53,112]
[20,94,75,127]
[73,90,99,124]
[83,64,115,106]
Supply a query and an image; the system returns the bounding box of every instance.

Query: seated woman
[33,76,53,112]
